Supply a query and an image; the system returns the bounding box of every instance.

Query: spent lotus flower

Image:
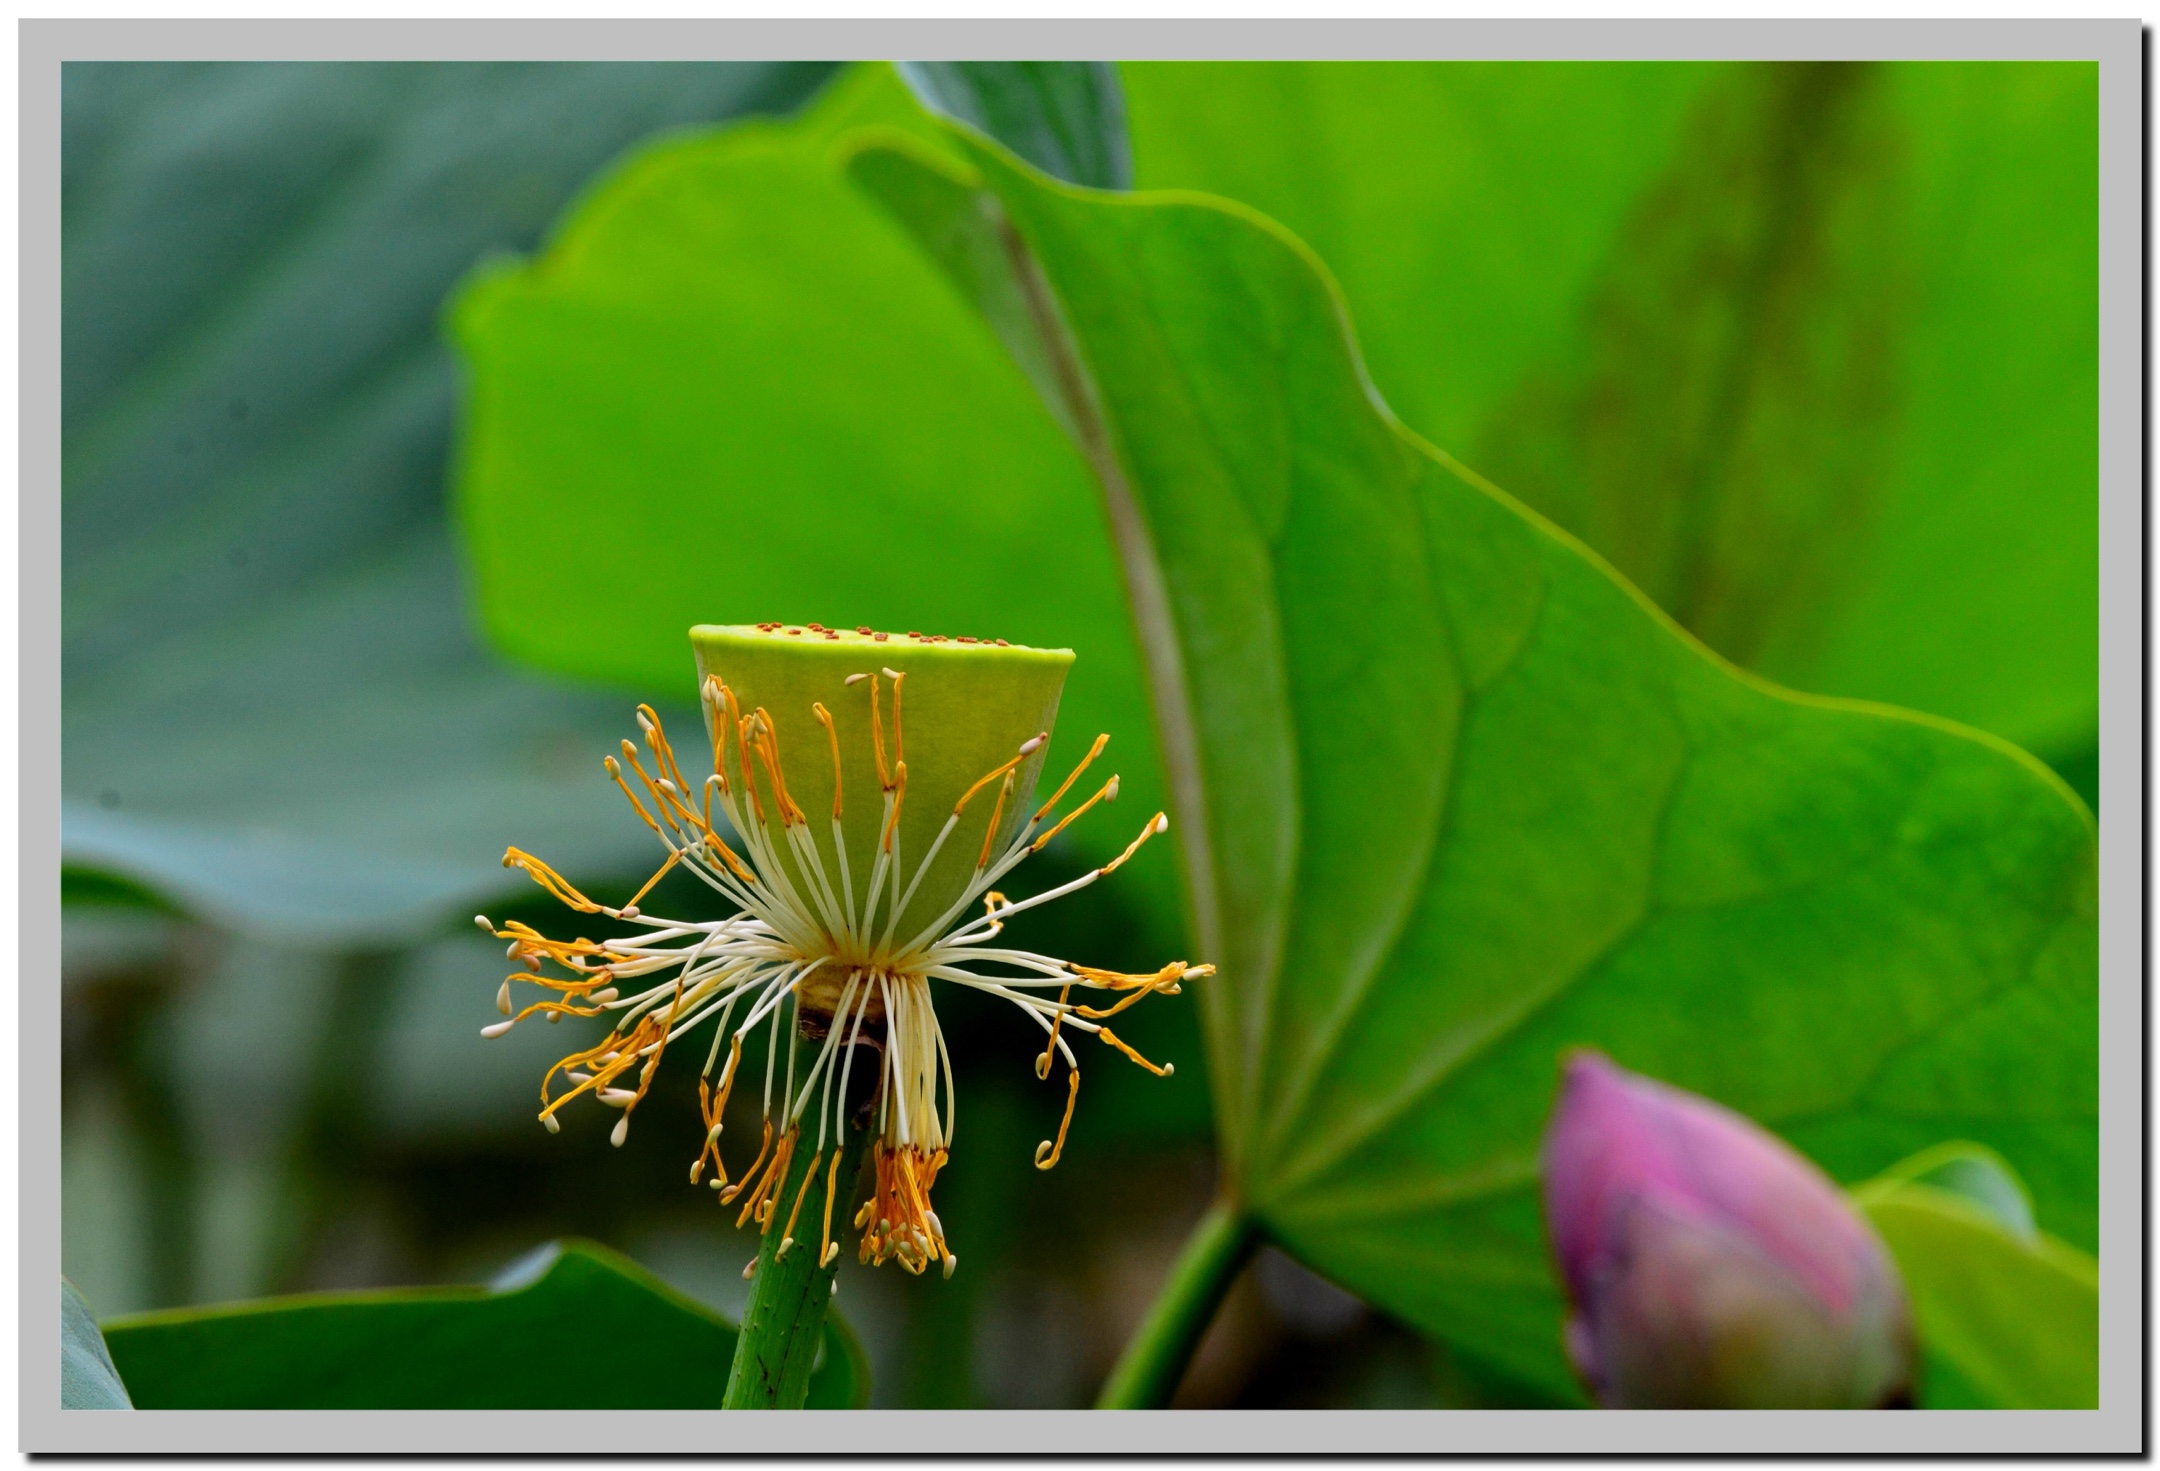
[478,623,1209,1279]
[1541,1050,1914,1408]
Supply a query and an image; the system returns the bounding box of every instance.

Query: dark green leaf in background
[62,1279,133,1409]
[898,61,1131,190]
[1123,61,2098,789]
[1854,1151,2098,1409]
[62,60,834,941]
[847,109,2096,1398]
[100,1238,869,1409]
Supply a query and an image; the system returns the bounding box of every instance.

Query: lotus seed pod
[1541,1051,1915,1408]
[690,624,1073,948]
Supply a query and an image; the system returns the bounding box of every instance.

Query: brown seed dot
[874,632,888,642]
[807,622,824,632]
[825,631,839,640]
[958,636,978,644]
[856,626,871,635]
[996,639,1010,646]
[785,627,802,636]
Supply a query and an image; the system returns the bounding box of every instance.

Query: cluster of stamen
[478,655,1212,1279]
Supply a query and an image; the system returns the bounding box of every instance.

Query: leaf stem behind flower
[1095,1198,1257,1409]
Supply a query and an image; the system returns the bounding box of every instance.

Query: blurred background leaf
[62,1279,133,1409]
[62,60,836,939]
[850,111,2096,1398]
[1855,1150,2099,1408]
[1125,61,2098,801]
[100,1239,869,1408]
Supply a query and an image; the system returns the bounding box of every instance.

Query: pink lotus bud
[1541,1051,1914,1407]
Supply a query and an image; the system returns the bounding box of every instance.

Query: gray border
[23,16,2141,1455]
[22,13,63,1453]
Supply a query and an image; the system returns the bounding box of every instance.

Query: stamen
[721,1118,774,1206]
[602,755,669,841]
[691,1036,742,1189]
[1072,961,1194,1020]
[813,702,844,821]
[1031,773,1121,853]
[885,670,906,769]
[736,1127,797,1229]
[735,714,768,826]
[867,675,892,791]
[1036,982,1073,1079]
[502,848,605,913]
[700,677,733,794]
[1096,1026,1174,1076]
[951,746,1031,817]
[777,1148,823,1259]
[977,770,1014,870]
[1099,812,1171,875]
[621,850,681,914]
[880,762,909,854]
[819,1146,845,1270]
[1033,1067,1080,1170]
[1032,733,1109,824]
[749,709,808,827]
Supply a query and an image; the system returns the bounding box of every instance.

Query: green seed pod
[689,623,1076,953]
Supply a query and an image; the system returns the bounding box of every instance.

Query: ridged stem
[721,1115,872,1409]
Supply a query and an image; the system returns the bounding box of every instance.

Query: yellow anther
[1097,1026,1173,1077]
[1034,1067,1080,1171]
[814,702,844,821]
[1032,733,1109,824]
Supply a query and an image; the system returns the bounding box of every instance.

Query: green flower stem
[722,1116,872,1409]
[1095,1198,1257,1409]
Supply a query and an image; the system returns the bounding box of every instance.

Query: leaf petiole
[1095,1199,1256,1409]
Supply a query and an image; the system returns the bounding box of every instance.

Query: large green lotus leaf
[1123,61,2098,774]
[62,61,832,940]
[1854,1166,2098,1408]
[448,64,1171,933]
[847,120,2097,1398]
[99,1239,869,1409]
